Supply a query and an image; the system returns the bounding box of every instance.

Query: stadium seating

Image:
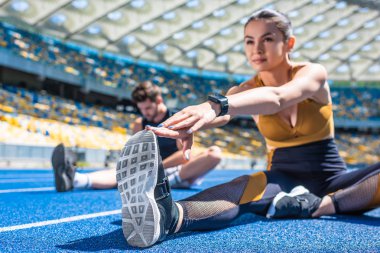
[331,87,380,120]
[336,132,380,165]
[1,22,380,121]
[0,22,232,106]
[1,10,380,165]
[0,84,378,164]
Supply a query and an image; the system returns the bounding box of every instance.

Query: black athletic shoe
[117,130,179,248]
[51,143,76,192]
[266,186,322,219]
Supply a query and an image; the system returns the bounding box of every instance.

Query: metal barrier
[0,143,109,168]
[0,143,261,170]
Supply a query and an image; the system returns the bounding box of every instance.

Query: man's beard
[146,107,159,122]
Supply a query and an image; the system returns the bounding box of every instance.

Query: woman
[117,9,380,248]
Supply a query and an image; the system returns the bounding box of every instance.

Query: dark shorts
[269,138,380,196]
[239,138,380,214]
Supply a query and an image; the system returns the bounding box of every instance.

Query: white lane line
[0,174,53,178]
[0,209,121,232]
[0,187,55,193]
[0,178,52,183]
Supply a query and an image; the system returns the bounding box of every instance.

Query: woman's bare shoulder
[292,61,327,74]
[226,77,257,95]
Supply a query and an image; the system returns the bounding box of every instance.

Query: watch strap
[207,93,229,117]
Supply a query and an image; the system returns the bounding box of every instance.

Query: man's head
[132,81,164,121]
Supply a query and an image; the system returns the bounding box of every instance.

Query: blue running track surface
[0,168,379,252]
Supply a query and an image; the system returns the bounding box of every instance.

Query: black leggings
[177,139,380,232]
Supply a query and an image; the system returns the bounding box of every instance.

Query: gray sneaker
[117,130,179,248]
[51,144,76,192]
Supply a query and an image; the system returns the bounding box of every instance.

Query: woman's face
[244,19,291,72]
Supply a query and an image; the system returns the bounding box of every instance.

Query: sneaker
[266,186,322,219]
[117,130,179,248]
[51,144,76,192]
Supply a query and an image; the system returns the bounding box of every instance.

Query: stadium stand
[331,87,380,120]
[0,82,378,165]
[0,0,379,167]
[0,2,380,252]
[1,22,380,121]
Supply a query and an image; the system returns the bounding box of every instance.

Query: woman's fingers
[147,126,188,139]
[166,115,199,130]
[147,125,193,160]
[182,134,193,160]
[147,126,179,138]
[159,103,216,131]
[187,119,206,134]
[160,110,191,127]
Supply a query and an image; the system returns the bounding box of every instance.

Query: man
[52,81,222,192]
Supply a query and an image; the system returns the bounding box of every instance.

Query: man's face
[136,99,159,122]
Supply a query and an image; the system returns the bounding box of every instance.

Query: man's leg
[52,144,117,191]
[84,168,117,189]
[60,168,117,190]
[179,146,222,184]
[164,146,222,188]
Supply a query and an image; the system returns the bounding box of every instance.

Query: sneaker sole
[266,186,309,218]
[51,144,69,192]
[117,130,161,248]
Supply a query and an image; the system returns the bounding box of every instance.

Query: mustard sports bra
[253,66,334,148]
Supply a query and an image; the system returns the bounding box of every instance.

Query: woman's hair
[131,81,162,103]
[244,9,293,41]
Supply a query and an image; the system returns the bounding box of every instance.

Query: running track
[0,168,379,252]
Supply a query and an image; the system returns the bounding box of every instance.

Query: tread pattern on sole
[117,131,160,248]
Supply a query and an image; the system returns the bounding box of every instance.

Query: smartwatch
[207,93,229,117]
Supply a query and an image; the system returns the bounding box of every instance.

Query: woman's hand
[147,101,220,159]
[161,102,220,134]
[147,126,194,160]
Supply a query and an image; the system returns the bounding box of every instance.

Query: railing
[0,143,108,168]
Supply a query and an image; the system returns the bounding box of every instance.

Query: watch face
[209,93,225,101]
[215,94,225,100]
[208,94,220,103]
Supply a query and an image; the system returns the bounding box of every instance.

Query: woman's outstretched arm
[150,63,328,158]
